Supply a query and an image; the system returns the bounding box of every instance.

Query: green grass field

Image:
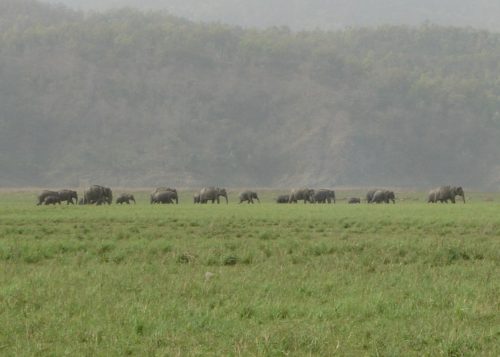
[0,190,499,356]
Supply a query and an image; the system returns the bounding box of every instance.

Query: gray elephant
[371,190,396,204]
[199,187,228,204]
[116,193,136,204]
[58,189,78,205]
[151,191,176,204]
[289,188,315,203]
[151,187,178,204]
[366,190,378,203]
[276,195,289,203]
[348,197,361,204]
[427,189,438,203]
[83,185,113,205]
[429,186,465,203]
[193,194,200,204]
[239,190,260,204]
[313,189,336,204]
[44,195,61,205]
[37,190,59,205]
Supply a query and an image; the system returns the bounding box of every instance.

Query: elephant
[313,189,336,204]
[116,193,136,204]
[151,191,176,204]
[276,195,289,203]
[289,188,315,203]
[43,195,61,205]
[239,190,260,204]
[151,187,178,204]
[348,197,361,204]
[58,189,78,205]
[199,187,228,204]
[371,190,396,204]
[37,190,58,205]
[193,194,201,204]
[83,185,113,205]
[427,189,438,203]
[366,189,378,203]
[429,186,465,203]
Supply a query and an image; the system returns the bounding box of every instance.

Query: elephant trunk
[462,194,466,203]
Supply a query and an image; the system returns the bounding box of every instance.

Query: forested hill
[41,0,500,32]
[1,0,500,189]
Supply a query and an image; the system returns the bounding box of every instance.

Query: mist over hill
[1,1,500,189]
[40,0,500,32]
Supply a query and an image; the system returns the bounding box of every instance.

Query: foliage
[1,2,500,188]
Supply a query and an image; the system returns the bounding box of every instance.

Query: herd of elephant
[36,185,466,205]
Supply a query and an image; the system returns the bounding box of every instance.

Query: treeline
[1,0,500,189]
[42,0,500,32]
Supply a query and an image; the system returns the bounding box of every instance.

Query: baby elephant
[276,195,290,203]
[44,195,61,205]
[116,193,136,204]
[348,197,361,204]
[239,190,260,204]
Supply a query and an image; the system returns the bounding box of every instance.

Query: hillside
[1,1,500,188]
[41,0,500,32]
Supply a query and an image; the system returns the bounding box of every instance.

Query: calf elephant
[348,197,361,204]
[44,195,61,205]
[193,194,201,204]
[83,185,113,205]
[199,187,228,204]
[289,188,315,203]
[371,190,396,204]
[276,195,289,203]
[151,191,176,204]
[429,186,465,203]
[239,191,260,204]
[151,187,178,204]
[116,193,136,204]
[58,190,78,204]
[37,190,58,205]
[313,189,336,204]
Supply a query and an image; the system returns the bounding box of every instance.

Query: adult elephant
[239,190,260,204]
[151,191,176,204]
[83,185,113,205]
[289,188,315,203]
[430,186,465,204]
[116,194,135,204]
[427,189,438,203]
[366,189,378,203]
[58,190,78,205]
[371,190,396,204]
[37,190,58,205]
[199,187,228,204]
[151,187,178,204]
[276,195,289,203]
[313,189,336,204]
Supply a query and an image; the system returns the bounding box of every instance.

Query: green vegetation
[1,1,500,188]
[41,0,500,32]
[0,191,498,355]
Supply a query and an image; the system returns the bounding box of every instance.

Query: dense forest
[42,0,500,32]
[1,0,500,189]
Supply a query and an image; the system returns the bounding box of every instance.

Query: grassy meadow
[0,190,499,356]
